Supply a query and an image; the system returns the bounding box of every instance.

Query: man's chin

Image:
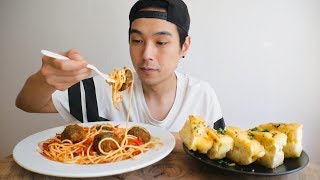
[140,78,158,86]
[137,72,162,85]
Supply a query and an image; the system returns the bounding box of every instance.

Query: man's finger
[49,59,88,71]
[66,49,84,61]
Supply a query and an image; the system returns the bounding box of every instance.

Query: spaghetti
[38,67,162,164]
[107,67,133,111]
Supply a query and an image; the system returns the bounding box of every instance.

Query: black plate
[183,144,309,176]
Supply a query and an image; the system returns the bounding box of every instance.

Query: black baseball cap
[129,0,190,34]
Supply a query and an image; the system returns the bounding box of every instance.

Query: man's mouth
[140,67,157,72]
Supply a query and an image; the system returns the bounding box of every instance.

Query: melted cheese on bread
[179,115,213,154]
[207,128,233,160]
[248,128,287,168]
[258,123,302,158]
[226,126,265,165]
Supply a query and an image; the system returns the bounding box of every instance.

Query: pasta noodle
[107,67,133,111]
[38,67,162,164]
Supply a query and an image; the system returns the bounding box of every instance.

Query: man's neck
[142,73,177,121]
[142,73,177,100]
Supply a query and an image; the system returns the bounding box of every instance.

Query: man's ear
[181,36,191,58]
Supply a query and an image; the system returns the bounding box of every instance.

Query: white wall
[1,0,319,164]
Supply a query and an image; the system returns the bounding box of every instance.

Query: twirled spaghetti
[107,67,133,111]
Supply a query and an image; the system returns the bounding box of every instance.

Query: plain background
[0,0,319,164]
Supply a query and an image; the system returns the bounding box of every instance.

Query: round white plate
[13,122,175,178]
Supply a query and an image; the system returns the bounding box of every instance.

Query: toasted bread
[207,128,233,160]
[248,127,287,168]
[226,126,265,165]
[258,123,303,158]
[179,115,213,154]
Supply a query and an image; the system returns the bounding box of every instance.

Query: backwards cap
[129,0,190,34]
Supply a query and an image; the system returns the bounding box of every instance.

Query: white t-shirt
[52,71,222,132]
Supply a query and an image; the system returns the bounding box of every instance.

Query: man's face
[129,18,184,86]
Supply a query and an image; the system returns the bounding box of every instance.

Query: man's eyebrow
[130,29,142,35]
[129,29,172,36]
[155,31,172,36]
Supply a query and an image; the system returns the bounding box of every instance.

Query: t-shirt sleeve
[52,90,79,123]
[204,83,223,128]
[179,73,223,130]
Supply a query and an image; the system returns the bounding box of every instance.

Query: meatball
[93,132,120,154]
[119,68,133,91]
[95,124,114,131]
[127,126,151,143]
[60,124,86,143]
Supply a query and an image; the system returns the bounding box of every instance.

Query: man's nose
[142,42,156,61]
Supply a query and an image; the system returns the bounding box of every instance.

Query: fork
[41,50,115,83]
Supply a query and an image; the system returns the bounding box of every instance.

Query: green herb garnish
[217,159,230,166]
[273,123,281,128]
[248,132,254,140]
[217,128,226,135]
[250,127,258,131]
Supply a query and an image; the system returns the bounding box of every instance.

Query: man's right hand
[16,49,92,113]
[40,49,91,91]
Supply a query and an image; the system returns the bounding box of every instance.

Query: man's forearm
[16,71,58,113]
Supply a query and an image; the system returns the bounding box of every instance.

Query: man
[16,0,225,132]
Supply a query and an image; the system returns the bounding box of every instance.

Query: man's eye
[131,39,143,44]
[157,41,168,46]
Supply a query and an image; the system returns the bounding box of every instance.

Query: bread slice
[258,123,303,158]
[248,127,287,168]
[207,128,233,160]
[179,115,213,154]
[226,126,265,165]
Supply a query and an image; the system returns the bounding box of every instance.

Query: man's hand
[16,49,92,113]
[40,49,91,91]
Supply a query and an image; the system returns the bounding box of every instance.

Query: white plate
[13,122,176,178]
